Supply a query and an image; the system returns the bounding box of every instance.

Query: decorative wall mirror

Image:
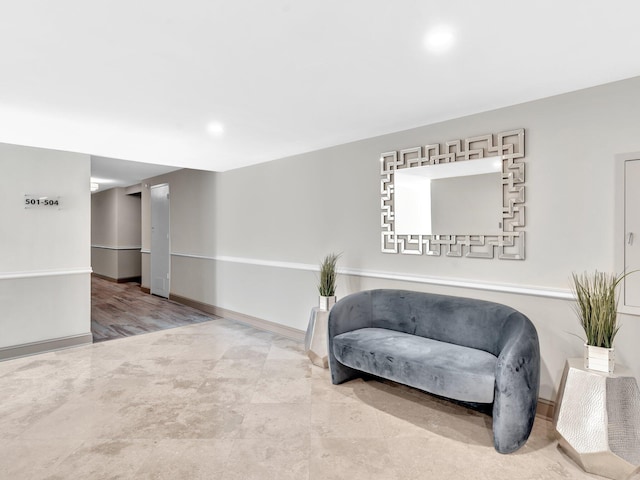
[381,128,526,259]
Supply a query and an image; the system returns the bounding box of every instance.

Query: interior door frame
[150,183,171,298]
[615,152,640,315]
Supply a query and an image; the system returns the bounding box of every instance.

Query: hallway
[91,276,218,342]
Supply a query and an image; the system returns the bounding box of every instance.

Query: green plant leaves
[318,253,340,297]
[570,271,623,348]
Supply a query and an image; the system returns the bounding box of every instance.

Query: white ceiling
[1,1,640,174]
[90,156,181,191]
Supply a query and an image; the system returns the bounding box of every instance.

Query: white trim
[91,245,142,251]
[0,267,93,280]
[141,249,150,254]
[169,252,573,300]
[340,267,573,300]
[172,252,318,271]
[615,152,640,316]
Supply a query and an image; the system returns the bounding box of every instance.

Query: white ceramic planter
[584,344,615,373]
[318,295,336,311]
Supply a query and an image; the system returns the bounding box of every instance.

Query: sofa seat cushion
[332,327,498,403]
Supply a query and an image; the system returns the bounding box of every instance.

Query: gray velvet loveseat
[328,289,540,454]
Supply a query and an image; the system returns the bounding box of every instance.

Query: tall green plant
[570,271,625,348]
[318,253,340,297]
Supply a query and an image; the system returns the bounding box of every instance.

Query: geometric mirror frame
[381,128,526,259]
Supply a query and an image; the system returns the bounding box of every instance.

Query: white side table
[553,358,640,480]
[304,307,329,368]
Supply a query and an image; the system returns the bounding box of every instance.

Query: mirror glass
[394,156,503,235]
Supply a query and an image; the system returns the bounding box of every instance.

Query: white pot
[318,295,336,311]
[584,344,615,373]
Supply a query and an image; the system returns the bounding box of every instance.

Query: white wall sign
[24,194,62,209]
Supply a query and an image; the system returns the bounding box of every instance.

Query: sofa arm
[327,291,373,385]
[492,312,540,454]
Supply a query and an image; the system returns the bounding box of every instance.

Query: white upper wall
[1,143,90,272]
[213,77,640,290]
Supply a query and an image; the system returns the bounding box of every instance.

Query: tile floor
[0,318,621,479]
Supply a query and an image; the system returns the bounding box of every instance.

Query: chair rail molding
[0,267,93,280]
[91,244,142,250]
[169,252,571,300]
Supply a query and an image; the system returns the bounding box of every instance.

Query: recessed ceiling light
[424,26,455,54]
[207,122,225,136]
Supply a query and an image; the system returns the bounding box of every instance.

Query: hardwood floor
[91,276,219,342]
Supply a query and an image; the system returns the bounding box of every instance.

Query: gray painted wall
[140,76,640,401]
[0,142,91,349]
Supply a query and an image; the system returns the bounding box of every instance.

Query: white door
[151,183,171,298]
[624,160,640,307]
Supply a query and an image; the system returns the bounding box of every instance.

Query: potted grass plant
[318,253,340,311]
[570,271,625,373]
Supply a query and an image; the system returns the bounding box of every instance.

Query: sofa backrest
[368,289,525,356]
